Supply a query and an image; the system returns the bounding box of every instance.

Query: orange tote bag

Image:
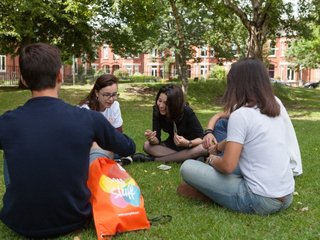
[87,157,150,239]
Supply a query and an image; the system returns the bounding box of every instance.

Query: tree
[214,0,300,60]
[0,0,98,61]
[97,0,211,95]
[286,24,320,70]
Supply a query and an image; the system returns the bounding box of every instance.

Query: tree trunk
[169,0,189,96]
[247,26,264,60]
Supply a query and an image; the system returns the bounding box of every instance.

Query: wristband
[203,128,213,136]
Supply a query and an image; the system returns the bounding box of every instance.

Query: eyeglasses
[99,92,120,99]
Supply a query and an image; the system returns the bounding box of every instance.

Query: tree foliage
[0,0,99,61]
[97,0,215,95]
[286,24,320,69]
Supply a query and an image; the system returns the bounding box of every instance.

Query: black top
[0,97,136,238]
[152,105,203,150]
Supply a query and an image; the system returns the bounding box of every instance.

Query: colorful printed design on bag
[99,163,141,208]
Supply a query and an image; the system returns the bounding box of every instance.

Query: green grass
[0,82,320,239]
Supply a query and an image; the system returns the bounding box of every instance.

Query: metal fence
[0,66,20,86]
[0,65,94,86]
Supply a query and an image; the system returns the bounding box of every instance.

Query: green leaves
[0,0,98,60]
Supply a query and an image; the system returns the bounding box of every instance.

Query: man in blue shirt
[0,43,136,238]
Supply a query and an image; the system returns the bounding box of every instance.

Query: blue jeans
[89,148,113,164]
[180,160,293,215]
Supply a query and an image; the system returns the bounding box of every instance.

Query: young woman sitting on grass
[79,74,133,165]
[132,84,208,162]
[179,58,299,215]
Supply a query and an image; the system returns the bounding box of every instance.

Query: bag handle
[148,215,172,226]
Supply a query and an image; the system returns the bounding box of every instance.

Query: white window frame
[287,66,295,81]
[151,65,157,76]
[200,65,208,76]
[151,48,158,57]
[200,47,208,57]
[102,44,109,59]
[209,48,215,57]
[0,55,6,72]
[269,40,276,56]
[124,65,133,76]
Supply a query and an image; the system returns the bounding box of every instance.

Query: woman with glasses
[80,74,133,165]
[80,74,122,132]
[132,84,208,162]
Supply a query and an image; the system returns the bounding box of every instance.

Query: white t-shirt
[227,101,295,198]
[81,101,123,129]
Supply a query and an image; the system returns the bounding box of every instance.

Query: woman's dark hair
[19,43,62,90]
[79,74,119,111]
[155,84,185,121]
[223,58,280,117]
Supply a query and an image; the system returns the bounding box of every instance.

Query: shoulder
[184,105,195,114]
[80,103,90,109]
[111,101,120,109]
[229,107,255,122]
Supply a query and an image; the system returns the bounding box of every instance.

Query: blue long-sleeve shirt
[0,96,135,238]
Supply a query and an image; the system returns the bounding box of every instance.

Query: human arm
[109,101,123,132]
[144,129,159,145]
[203,111,229,149]
[207,141,242,174]
[174,134,202,148]
[92,112,136,157]
[173,106,203,148]
[148,106,161,144]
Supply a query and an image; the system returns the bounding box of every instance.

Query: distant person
[0,42,135,238]
[79,74,133,165]
[133,84,207,162]
[179,58,301,215]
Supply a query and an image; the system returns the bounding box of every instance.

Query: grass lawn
[0,81,319,240]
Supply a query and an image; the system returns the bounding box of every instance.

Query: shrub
[113,69,129,79]
[209,65,227,81]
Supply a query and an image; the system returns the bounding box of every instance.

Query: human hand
[174,134,188,147]
[144,129,157,142]
[208,144,218,155]
[202,133,217,149]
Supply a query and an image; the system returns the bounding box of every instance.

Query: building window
[269,64,275,78]
[159,66,163,78]
[287,66,294,81]
[151,48,158,57]
[125,65,133,76]
[104,65,110,73]
[200,47,207,57]
[0,55,6,72]
[134,65,140,74]
[102,45,109,59]
[200,65,208,76]
[269,40,276,56]
[209,48,215,57]
[151,66,157,76]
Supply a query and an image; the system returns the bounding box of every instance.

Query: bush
[113,69,129,79]
[209,65,227,81]
[127,75,157,83]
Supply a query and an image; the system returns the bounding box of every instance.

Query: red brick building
[1,38,319,86]
[267,37,320,86]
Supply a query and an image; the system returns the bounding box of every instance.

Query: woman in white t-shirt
[80,74,133,164]
[179,58,299,215]
[80,74,123,132]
